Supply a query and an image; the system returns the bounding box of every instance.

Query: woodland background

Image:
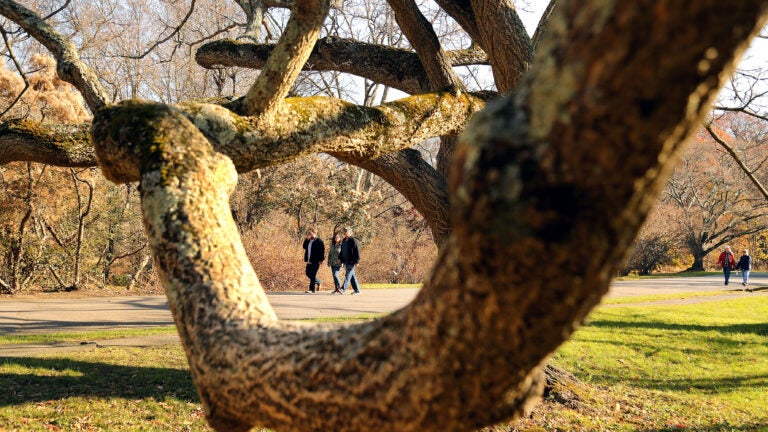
[1,0,767,295]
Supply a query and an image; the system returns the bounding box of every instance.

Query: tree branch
[706,124,768,200]
[386,0,464,91]
[0,120,94,166]
[333,149,451,245]
[124,0,197,60]
[0,0,110,111]
[531,0,558,50]
[469,0,533,92]
[241,0,330,116]
[196,37,489,95]
[0,91,480,179]
[0,25,30,119]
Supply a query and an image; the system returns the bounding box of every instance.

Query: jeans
[742,269,750,285]
[330,265,342,291]
[341,263,360,293]
[306,262,321,292]
[723,267,731,285]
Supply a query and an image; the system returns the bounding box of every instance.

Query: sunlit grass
[0,326,178,345]
[600,290,733,305]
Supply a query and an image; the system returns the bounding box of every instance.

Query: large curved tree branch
[0,91,485,171]
[0,120,93,166]
[0,0,109,111]
[531,0,558,50]
[196,37,489,95]
[89,2,768,431]
[334,149,451,245]
[469,0,532,92]
[241,0,330,117]
[386,0,464,91]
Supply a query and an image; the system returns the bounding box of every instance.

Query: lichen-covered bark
[0,92,484,171]
[90,3,768,432]
[241,0,330,116]
[0,120,94,166]
[93,92,486,182]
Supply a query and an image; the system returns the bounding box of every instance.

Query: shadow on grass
[626,371,768,394]
[588,320,768,336]
[0,356,198,406]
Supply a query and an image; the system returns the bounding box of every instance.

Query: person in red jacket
[717,245,736,286]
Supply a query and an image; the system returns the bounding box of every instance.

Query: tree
[0,1,766,431]
[622,202,680,276]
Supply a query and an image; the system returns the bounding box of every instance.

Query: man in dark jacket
[302,228,325,293]
[339,227,361,294]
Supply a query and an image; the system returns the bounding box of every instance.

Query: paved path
[1,275,765,356]
[0,289,420,336]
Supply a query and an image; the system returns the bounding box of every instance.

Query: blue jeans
[341,264,360,293]
[306,262,321,292]
[723,267,731,285]
[330,265,342,291]
[742,269,750,285]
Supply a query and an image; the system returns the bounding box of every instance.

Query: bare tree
[0,1,767,431]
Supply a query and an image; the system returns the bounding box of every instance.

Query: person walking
[339,227,361,295]
[736,249,753,291]
[302,228,325,293]
[327,232,343,294]
[717,245,736,286]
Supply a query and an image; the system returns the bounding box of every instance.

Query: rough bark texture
[87,2,768,431]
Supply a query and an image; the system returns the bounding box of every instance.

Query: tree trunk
[89,4,768,431]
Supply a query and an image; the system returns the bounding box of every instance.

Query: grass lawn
[2,295,767,431]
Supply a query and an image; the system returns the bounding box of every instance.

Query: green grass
[600,290,733,305]
[523,296,768,431]
[0,326,178,345]
[2,296,768,431]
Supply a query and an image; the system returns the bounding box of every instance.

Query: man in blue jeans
[302,228,325,293]
[339,227,361,294]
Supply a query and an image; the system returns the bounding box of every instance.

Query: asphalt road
[1,274,765,348]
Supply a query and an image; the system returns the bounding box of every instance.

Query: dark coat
[339,236,360,265]
[737,254,752,271]
[303,237,325,264]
